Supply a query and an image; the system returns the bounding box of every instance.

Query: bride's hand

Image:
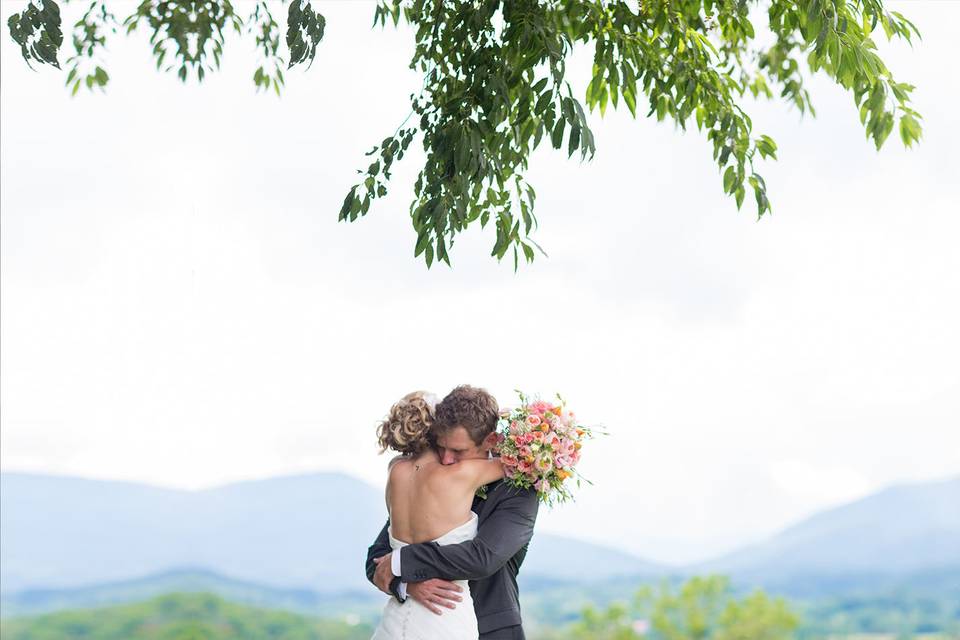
[407,579,464,615]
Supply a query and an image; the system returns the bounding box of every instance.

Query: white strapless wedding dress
[371,512,479,640]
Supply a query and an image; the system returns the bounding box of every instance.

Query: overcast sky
[2,1,958,565]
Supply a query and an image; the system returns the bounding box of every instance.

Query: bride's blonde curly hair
[376,391,436,455]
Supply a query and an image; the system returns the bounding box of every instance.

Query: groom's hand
[372,553,395,595]
[407,579,464,615]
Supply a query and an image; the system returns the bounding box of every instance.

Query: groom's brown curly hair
[434,385,500,445]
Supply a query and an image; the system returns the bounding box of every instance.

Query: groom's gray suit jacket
[365,480,539,637]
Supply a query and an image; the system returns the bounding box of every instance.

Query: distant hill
[0,591,373,640]
[0,568,383,620]
[0,472,388,593]
[3,471,959,629]
[3,470,958,610]
[695,476,960,592]
[0,472,661,597]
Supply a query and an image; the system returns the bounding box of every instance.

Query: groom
[366,385,540,640]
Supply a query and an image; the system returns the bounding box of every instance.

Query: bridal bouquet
[494,391,597,505]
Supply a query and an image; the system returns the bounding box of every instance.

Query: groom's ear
[483,432,498,450]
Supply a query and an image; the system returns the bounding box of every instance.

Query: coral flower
[493,391,597,505]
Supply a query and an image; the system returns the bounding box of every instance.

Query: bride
[370,390,504,640]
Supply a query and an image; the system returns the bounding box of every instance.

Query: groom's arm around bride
[366,482,539,639]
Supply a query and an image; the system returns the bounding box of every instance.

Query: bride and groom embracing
[365,385,540,640]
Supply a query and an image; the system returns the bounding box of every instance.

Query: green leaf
[623,85,637,117]
[414,230,430,257]
[723,166,737,194]
[735,187,746,209]
[898,113,922,148]
[551,119,565,150]
[568,126,580,158]
[424,243,434,268]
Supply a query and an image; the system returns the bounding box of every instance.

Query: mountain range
[696,475,960,587]
[1,471,957,614]
[0,471,662,596]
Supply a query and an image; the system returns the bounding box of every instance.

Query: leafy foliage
[551,575,800,640]
[9,0,325,91]
[0,592,374,640]
[341,0,922,267]
[123,0,244,84]
[64,1,115,94]
[286,0,325,70]
[250,1,284,95]
[795,588,960,638]
[525,572,960,639]
[6,0,923,268]
[8,0,62,69]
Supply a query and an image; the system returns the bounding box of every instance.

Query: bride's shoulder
[387,454,412,473]
[434,457,504,487]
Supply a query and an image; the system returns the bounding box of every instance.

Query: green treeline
[2,576,958,640]
[0,592,373,640]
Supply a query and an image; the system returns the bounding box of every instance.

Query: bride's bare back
[387,450,503,544]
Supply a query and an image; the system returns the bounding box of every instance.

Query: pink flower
[535,455,553,473]
[495,392,592,504]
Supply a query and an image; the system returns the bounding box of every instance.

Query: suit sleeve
[366,519,405,602]
[398,488,539,582]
